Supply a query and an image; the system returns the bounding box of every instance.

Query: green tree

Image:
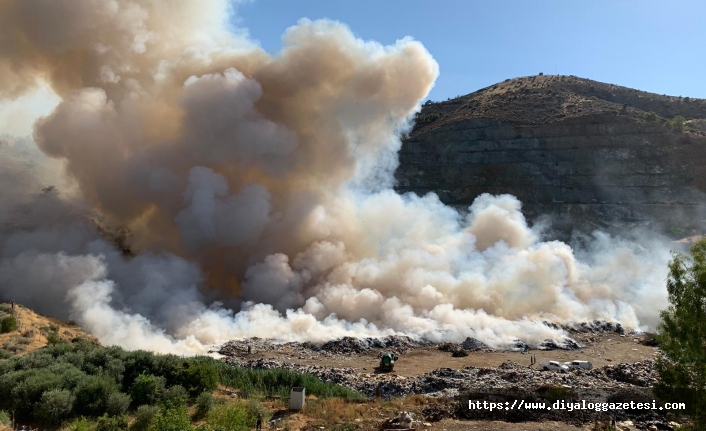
[179,361,218,397]
[105,392,131,416]
[74,375,121,416]
[654,239,706,428]
[35,389,75,424]
[130,373,165,406]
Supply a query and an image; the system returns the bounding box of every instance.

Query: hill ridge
[412,74,706,137]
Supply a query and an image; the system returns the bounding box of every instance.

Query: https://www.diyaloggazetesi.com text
[468,399,686,412]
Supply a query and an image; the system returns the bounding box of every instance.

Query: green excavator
[379,351,398,372]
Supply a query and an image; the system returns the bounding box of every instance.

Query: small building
[290,387,306,411]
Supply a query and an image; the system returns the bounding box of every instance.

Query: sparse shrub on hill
[1,315,17,333]
[415,112,441,125]
[666,115,686,132]
[644,111,658,122]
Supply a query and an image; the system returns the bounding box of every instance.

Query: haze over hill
[397,75,706,233]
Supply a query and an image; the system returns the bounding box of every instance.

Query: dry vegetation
[0,304,98,357]
[412,74,706,137]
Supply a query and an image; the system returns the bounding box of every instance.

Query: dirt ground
[251,332,659,378]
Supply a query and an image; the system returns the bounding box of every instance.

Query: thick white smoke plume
[0,0,672,354]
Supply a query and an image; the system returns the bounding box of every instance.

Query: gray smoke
[0,0,674,354]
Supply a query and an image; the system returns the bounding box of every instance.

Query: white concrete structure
[290,387,306,411]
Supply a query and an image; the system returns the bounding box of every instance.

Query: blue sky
[236,0,706,102]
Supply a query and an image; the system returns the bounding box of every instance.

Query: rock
[397,78,706,234]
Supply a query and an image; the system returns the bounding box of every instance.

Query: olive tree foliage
[655,239,706,427]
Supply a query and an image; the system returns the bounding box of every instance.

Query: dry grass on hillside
[0,303,98,356]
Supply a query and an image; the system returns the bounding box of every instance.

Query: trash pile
[219,319,630,359]
[220,353,659,399]
[592,360,657,387]
[558,320,626,335]
[219,335,432,358]
[460,337,493,352]
[312,335,431,355]
[538,338,582,350]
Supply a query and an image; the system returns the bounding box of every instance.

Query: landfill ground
[217,325,687,430]
[226,331,659,377]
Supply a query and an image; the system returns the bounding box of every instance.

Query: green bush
[9,369,65,416]
[0,358,17,377]
[666,115,686,132]
[179,361,218,397]
[106,392,131,416]
[96,414,128,431]
[56,350,86,368]
[129,373,165,406]
[122,350,158,390]
[47,330,66,345]
[196,392,214,417]
[200,357,362,399]
[18,352,54,370]
[74,375,121,417]
[1,315,17,333]
[103,358,126,385]
[0,349,12,359]
[415,112,441,125]
[35,389,75,424]
[162,385,188,406]
[0,410,11,426]
[131,405,159,431]
[152,401,191,431]
[644,111,658,122]
[67,417,92,431]
[206,403,252,431]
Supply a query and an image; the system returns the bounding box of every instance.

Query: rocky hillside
[396,75,706,233]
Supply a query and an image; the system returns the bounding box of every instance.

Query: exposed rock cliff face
[396,76,706,233]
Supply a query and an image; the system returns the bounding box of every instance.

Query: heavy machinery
[379,351,398,372]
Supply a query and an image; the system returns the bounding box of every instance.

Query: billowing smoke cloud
[0,0,673,354]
